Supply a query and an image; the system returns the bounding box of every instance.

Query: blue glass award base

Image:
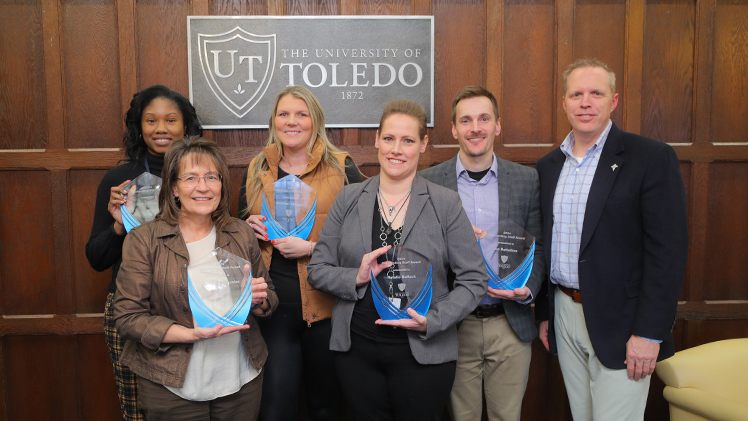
[187,248,253,328]
[480,220,536,290]
[370,246,433,321]
[260,175,317,241]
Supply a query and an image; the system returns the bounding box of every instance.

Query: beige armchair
[656,338,748,421]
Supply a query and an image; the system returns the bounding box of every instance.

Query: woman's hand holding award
[260,175,317,241]
[370,246,433,321]
[479,220,535,290]
[187,248,254,328]
[121,172,161,232]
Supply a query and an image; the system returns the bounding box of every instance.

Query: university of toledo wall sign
[188,16,434,129]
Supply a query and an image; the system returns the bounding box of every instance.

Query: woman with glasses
[85,85,202,421]
[239,86,363,421]
[114,136,277,420]
[307,100,487,420]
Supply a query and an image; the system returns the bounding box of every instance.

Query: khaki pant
[554,288,650,421]
[450,314,531,421]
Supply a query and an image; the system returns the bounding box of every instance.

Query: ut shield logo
[198,27,276,118]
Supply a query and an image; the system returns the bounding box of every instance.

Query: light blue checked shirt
[550,120,613,290]
[456,152,523,305]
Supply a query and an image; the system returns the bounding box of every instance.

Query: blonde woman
[239,86,363,420]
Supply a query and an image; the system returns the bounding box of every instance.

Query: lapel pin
[611,164,618,171]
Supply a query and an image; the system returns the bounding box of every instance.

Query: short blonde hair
[562,58,616,94]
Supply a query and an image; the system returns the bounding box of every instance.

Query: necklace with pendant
[378,188,411,216]
[377,189,409,236]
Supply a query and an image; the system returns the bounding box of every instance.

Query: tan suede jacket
[113,218,278,388]
[246,139,350,325]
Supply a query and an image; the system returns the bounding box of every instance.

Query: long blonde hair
[243,86,346,214]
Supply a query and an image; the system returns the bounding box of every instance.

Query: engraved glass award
[370,246,433,321]
[478,220,535,290]
[121,172,161,232]
[187,248,253,328]
[260,175,317,240]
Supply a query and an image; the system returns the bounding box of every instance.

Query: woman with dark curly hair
[85,85,202,421]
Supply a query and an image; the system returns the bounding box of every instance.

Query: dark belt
[558,285,582,303]
[471,303,505,318]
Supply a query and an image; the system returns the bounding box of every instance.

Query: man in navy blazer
[421,86,545,421]
[535,59,688,420]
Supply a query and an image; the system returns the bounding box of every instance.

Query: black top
[238,157,363,304]
[350,199,408,343]
[86,153,164,293]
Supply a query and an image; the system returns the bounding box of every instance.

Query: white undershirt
[165,227,259,401]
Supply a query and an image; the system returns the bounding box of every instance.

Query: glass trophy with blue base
[121,172,161,232]
[188,248,253,328]
[260,175,317,241]
[478,220,535,290]
[370,246,432,321]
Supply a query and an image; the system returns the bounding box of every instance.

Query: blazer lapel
[496,157,512,223]
[580,124,625,253]
[442,156,459,191]
[357,176,378,251]
[399,175,429,245]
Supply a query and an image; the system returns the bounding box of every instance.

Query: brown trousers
[136,371,263,421]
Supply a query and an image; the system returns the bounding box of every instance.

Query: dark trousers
[136,371,263,421]
[334,332,456,421]
[257,303,342,421]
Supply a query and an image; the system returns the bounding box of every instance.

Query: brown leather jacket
[246,138,349,325]
[113,218,278,388]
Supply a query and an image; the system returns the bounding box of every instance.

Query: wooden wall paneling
[211,0,267,15]
[486,0,503,143]
[710,0,748,144]
[358,0,403,14]
[432,0,486,145]
[76,334,121,421]
[70,169,110,313]
[135,0,191,92]
[574,0,626,129]
[685,319,748,347]
[704,162,748,300]
[0,0,48,149]
[555,0,574,144]
[683,162,706,304]
[677,162,691,302]
[118,0,138,118]
[522,342,552,420]
[0,340,4,418]
[229,165,247,217]
[3,335,78,420]
[692,0,714,144]
[212,128,269,149]
[42,0,65,149]
[285,0,338,16]
[0,171,56,314]
[63,0,123,149]
[502,0,555,145]
[52,169,75,314]
[640,0,695,144]
[624,0,644,133]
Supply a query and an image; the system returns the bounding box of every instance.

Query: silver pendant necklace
[378,188,411,216]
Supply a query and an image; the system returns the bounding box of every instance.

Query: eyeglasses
[176,173,223,187]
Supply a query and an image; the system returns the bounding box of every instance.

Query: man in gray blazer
[420,86,545,421]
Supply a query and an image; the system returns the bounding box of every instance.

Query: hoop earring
[175,196,180,203]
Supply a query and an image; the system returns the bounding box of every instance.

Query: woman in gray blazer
[307,100,488,420]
